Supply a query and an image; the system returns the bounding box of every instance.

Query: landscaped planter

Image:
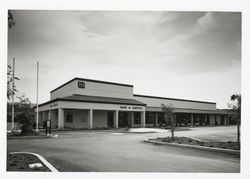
[7,152,58,172]
[7,153,50,171]
[144,137,240,155]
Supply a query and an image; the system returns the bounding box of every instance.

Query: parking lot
[7,126,240,172]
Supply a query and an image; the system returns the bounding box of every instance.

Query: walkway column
[191,113,194,126]
[88,109,93,129]
[225,115,228,125]
[58,108,64,130]
[155,112,158,126]
[41,111,44,123]
[131,111,134,127]
[141,111,145,128]
[114,110,119,129]
[48,110,51,121]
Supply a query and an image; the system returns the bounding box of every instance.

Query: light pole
[36,61,39,132]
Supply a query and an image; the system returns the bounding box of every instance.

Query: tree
[228,94,241,146]
[14,95,35,135]
[8,11,19,99]
[16,112,34,135]
[17,95,31,109]
[8,10,16,29]
[162,103,176,141]
[7,65,19,100]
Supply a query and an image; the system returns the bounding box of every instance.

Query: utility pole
[36,61,39,131]
[11,58,15,131]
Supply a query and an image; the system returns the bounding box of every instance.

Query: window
[157,113,165,124]
[133,112,141,124]
[146,112,155,124]
[66,111,73,123]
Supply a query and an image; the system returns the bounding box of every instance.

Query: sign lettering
[78,81,85,88]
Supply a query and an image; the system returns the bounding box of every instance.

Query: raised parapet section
[50,77,134,100]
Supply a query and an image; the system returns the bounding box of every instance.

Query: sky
[8,10,241,109]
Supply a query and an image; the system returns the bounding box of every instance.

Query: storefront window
[66,111,73,123]
[133,112,141,124]
[146,112,155,124]
[157,113,165,125]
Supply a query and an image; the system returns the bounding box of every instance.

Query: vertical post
[36,61,39,131]
[48,110,51,121]
[46,110,51,135]
[11,58,15,131]
[191,113,194,126]
[88,109,93,129]
[58,108,64,130]
[114,110,119,129]
[225,115,228,125]
[141,111,145,128]
[131,111,134,127]
[155,112,158,126]
[42,111,45,128]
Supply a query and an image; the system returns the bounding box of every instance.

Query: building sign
[78,81,85,88]
[120,106,143,110]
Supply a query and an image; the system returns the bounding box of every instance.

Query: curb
[144,139,240,156]
[7,134,58,140]
[10,152,58,172]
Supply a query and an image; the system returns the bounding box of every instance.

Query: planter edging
[144,138,240,156]
[7,134,58,140]
[10,152,58,172]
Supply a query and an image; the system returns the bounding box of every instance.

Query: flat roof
[145,106,228,114]
[50,77,133,93]
[134,94,216,104]
[39,94,146,107]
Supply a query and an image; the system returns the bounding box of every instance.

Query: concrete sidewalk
[128,128,169,133]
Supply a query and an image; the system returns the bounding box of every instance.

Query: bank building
[37,77,229,130]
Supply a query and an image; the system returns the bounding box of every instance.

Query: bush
[16,112,34,135]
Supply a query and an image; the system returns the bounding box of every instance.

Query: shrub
[16,112,34,135]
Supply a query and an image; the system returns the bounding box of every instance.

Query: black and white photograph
[1,0,250,178]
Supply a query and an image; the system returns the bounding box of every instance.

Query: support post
[141,111,145,128]
[204,114,207,125]
[58,108,64,130]
[114,110,119,129]
[131,111,134,127]
[41,111,44,123]
[88,109,93,129]
[48,110,51,121]
[191,113,194,126]
[36,61,39,132]
[155,112,158,127]
[225,115,228,125]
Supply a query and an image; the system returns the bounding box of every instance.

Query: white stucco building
[37,77,229,130]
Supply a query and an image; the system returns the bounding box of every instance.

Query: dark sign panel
[78,81,85,88]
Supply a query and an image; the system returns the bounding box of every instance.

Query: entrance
[107,111,114,128]
[118,112,128,128]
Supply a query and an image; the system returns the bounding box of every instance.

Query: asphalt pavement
[7,126,240,172]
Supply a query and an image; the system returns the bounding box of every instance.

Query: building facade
[37,77,229,130]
